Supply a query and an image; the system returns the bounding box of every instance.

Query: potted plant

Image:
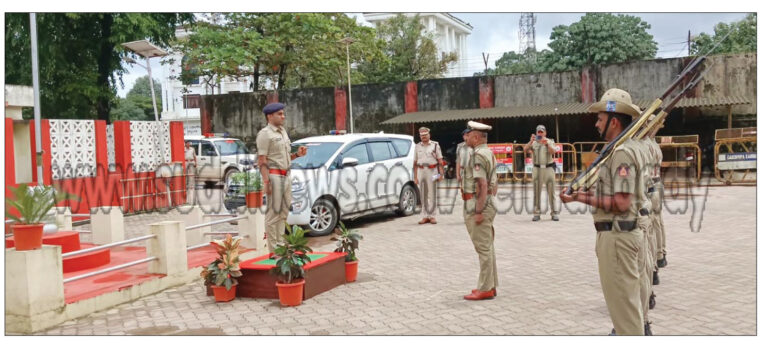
[230,171,263,208]
[5,184,77,251]
[270,225,313,307]
[200,234,243,302]
[332,222,363,282]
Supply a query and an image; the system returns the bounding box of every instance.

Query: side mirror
[341,157,359,167]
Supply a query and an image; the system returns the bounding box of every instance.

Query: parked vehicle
[224,133,419,236]
[184,136,256,188]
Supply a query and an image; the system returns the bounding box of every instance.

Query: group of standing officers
[254,93,669,335]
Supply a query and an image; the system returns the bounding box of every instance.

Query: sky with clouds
[117,12,752,97]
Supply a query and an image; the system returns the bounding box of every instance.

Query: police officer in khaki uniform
[256,103,307,253]
[461,121,499,301]
[414,127,445,224]
[644,114,668,281]
[524,124,559,221]
[560,89,652,335]
[456,129,471,193]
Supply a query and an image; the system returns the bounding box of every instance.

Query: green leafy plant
[200,234,243,290]
[331,221,363,262]
[270,225,313,283]
[5,184,79,225]
[229,171,262,193]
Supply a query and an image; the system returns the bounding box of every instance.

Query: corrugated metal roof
[380,96,752,125]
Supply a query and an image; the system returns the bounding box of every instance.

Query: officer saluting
[255,102,307,254]
[414,127,445,224]
[524,124,559,221]
[559,89,651,335]
[461,121,499,300]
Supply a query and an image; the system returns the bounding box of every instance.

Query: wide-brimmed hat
[588,88,640,118]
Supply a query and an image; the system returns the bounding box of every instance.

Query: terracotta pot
[211,284,238,302]
[345,261,359,283]
[276,279,305,307]
[12,223,44,251]
[245,191,263,208]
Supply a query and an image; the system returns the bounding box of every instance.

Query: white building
[362,13,472,78]
[160,28,252,136]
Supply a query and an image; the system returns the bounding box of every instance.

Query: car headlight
[291,200,305,212]
[239,159,254,166]
[292,181,307,192]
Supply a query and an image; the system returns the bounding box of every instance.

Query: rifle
[565,56,707,194]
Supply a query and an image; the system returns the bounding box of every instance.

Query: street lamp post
[121,40,171,205]
[338,37,355,133]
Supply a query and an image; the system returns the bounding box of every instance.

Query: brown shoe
[429,218,437,224]
[463,290,495,300]
[472,288,497,297]
[418,218,430,224]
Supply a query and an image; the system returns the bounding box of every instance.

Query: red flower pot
[245,191,263,208]
[276,279,305,307]
[211,284,237,302]
[12,224,44,251]
[345,261,359,283]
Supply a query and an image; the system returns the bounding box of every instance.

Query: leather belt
[639,208,650,216]
[268,169,288,176]
[418,164,438,169]
[534,162,556,168]
[461,191,494,201]
[594,220,638,232]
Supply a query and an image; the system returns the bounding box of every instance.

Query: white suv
[287,133,418,236]
[184,136,257,188]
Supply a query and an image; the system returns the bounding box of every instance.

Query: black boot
[609,328,616,336]
[657,255,667,268]
[653,270,660,285]
[649,292,656,310]
[644,322,653,336]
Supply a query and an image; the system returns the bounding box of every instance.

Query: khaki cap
[588,88,641,118]
[418,127,430,134]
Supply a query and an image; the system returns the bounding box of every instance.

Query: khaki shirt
[463,143,498,194]
[531,138,556,165]
[457,141,471,168]
[648,138,663,179]
[184,147,196,162]
[592,140,647,224]
[414,140,442,167]
[256,123,292,170]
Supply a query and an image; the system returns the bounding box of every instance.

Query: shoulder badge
[617,164,630,177]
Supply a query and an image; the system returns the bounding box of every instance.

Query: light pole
[338,37,355,133]
[121,40,172,205]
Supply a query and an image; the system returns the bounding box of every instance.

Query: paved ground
[37,183,756,335]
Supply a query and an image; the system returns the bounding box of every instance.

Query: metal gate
[713,127,757,185]
[657,135,701,186]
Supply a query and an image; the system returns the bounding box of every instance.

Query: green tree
[473,49,544,76]
[111,98,148,121]
[539,13,657,72]
[358,14,458,83]
[5,13,193,121]
[691,13,756,55]
[176,13,381,90]
[110,76,162,121]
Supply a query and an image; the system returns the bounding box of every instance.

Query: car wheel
[223,168,238,190]
[306,199,338,236]
[395,184,417,216]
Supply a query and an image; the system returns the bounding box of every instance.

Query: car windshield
[290,142,342,169]
[214,140,250,156]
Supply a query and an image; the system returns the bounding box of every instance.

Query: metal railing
[63,256,157,284]
[185,216,247,230]
[186,235,248,251]
[62,234,156,259]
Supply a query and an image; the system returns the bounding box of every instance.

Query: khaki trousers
[650,185,667,260]
[533,166,558,216]
[418,167,438,218]
[638,216,654,323]
[464,197,498,291]
[595,227,645,335]
[265,174,292,253]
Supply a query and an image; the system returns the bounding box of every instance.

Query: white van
[184,136,257,188]
[286,133,419,236]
